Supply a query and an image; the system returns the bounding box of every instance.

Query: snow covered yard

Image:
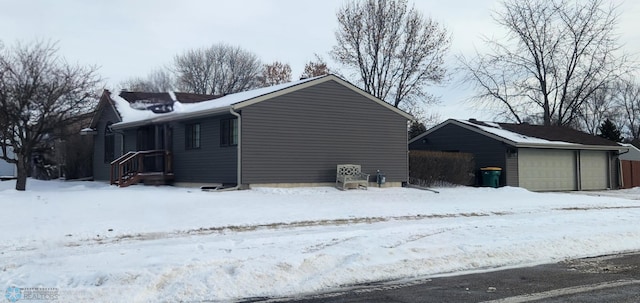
[1,180,640,302]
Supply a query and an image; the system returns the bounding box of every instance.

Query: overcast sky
[1,0,638,122]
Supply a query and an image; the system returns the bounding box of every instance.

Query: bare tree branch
[173,43,262,95]
[460,0,631,127]
[120,68,175,92]
[258,61,292,86]
[0,40,101,190]
[301,54,332,79]
[331,0,450,113]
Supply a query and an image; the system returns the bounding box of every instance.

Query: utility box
[480,167,502,188]
[376,170,386,187]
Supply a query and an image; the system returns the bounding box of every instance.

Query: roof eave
[515,143,624,151]
[110,106,232,130]
[409,119,519,146]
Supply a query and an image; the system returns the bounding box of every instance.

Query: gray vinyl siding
[409,124,510,186]
[123,129,137,153]
[240,80,409,184]
[170,115,237,184]
[92,106,123,181]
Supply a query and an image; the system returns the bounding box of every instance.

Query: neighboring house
[0,146,17,178]
[409,119,624,191]
[88,74,412,188]
[32,112,95,180]
[618,143,640,189]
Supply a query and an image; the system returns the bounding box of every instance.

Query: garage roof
[411,119,624,151]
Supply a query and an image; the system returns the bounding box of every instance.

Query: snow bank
[1,180,640,302]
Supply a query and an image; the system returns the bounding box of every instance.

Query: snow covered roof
[108,75,412,129]
[411,119,623,151]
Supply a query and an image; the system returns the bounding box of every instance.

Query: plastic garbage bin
[481,167,502,188]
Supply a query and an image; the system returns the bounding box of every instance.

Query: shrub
[409,151,475,187]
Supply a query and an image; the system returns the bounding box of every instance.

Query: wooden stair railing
[110,150,173,187]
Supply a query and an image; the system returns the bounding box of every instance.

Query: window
[185,123,201,149]
[104,122,115,163]
[220,118,238,146]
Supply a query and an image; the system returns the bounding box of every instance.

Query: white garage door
[518,149,576,191]
[579,150,609,190]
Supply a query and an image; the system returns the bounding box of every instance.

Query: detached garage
[409,119,623,191]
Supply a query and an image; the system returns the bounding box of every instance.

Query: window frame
[185,123,201,150]
[104,122,115,163]
[220,118,238,147]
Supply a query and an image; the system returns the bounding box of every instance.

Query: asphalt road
[255,252,640,303]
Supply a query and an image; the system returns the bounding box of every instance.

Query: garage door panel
[518,149,576,191]
[579,151,608,190]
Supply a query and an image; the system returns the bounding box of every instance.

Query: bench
[336,164,370,190]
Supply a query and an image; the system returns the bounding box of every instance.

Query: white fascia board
[515,143,625,151]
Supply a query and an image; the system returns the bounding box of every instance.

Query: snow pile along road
[1,180,640,302]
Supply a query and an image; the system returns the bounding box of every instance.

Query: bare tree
[0,41,100,190]
[120,68,175,92]
[301,54,331,79]
[577,84,618,135]
[461,0,630,126]
[173,43,262,95]
[331,0,450,111]
[258,61,292,86]
[613,78,640,140]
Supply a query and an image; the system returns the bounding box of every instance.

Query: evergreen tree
[598,119,623,142]
[408,121,427,140]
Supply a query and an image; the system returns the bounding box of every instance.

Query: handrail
[110,150,173,187]
[110,151,135,166]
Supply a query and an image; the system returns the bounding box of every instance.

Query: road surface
[253,252,640,303]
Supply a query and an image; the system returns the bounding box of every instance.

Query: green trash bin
[481,167,502,188]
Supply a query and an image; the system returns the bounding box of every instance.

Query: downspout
[229,107,242,190]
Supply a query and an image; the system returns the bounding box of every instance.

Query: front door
[137,125,172,172]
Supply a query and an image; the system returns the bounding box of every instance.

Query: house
[88,74,413,188]
[409,119,624,191]
[0,145,17,179]
[618,143,640,189]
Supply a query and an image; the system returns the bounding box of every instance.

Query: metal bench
[336,164,370,190]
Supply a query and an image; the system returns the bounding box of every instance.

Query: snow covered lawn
[2,180,640,302]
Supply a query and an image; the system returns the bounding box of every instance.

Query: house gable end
[409,119,518,147]
[235,75,413,121]
[90,91,122,129]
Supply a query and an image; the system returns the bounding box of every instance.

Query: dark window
[104,122,115,163]
[220,118,238,146]
[185,123,201,149]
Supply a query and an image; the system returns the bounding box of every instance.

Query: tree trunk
[15,154,30,191]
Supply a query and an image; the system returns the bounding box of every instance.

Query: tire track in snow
[61,211,510,248]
